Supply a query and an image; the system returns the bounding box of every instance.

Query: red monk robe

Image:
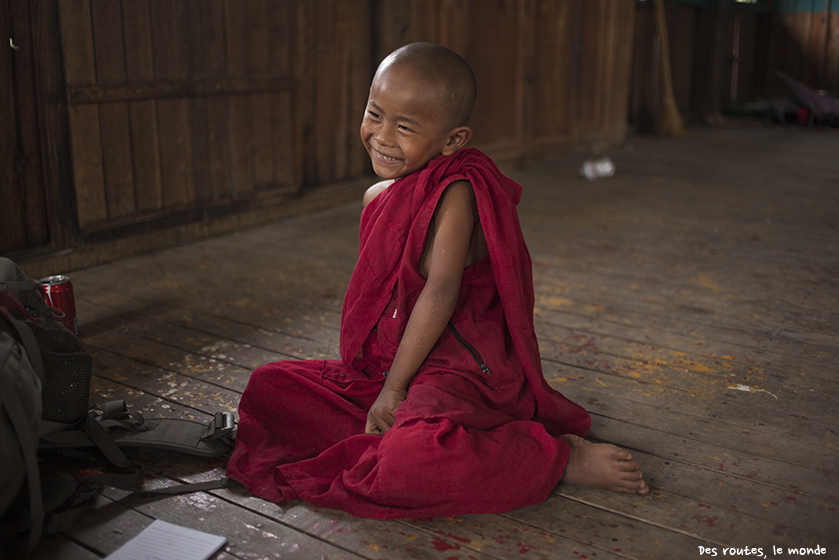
[226,148,591,519]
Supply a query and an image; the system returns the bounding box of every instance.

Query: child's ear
[441,126,473,156]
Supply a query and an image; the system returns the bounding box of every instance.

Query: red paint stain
[787,496,797,501]
[730,505,737,509]
[698,503,711,509]
[432,538,460,552]
[692,515,718,528]
[434,531,471,544]
[770,502,778,506]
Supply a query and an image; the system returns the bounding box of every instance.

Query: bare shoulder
[437,180,477,218]
[363,179,395,208]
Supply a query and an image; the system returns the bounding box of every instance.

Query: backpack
[0,300,46,552]
[0,258,237,556]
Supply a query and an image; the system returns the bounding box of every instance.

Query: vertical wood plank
[616,0,636,141]
[245,0,272,188]
[205,96,232,202]
[149,0,190,81]
[122,0,162,213]
[224,0,248,76]
[229,94,255,198]
[91,1,135,220]
[122,0,154,81]
[246,0,270,75]
[225,0,253,198]
[333,0,351,179]
[199,0,227,78]
[150,0,196,208]
[374,0,411,61]
[531,0,575,141]
[270,91,296,187]
[576,0,601,135]
[252,92,274,188]
[0,0,26,251]
[809,3,828,88]
[737,14,758,103]
[31,0,79,247]
[347,0,371,178]
[90,0,125,82]
[156,98,196,208]
[466,0,519,148]
[314,0,335,183]
[129,100,162,212]
[192,0,225,209]
[9,0,49,248]
[69,105,107,227]
[828,2,839,91]
[293,0,312,184]
[98,102,136,219]
[59,0,96,85]
[670,5,695,114]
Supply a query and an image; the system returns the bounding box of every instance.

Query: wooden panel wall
[2,0,48,252]
[629,0,839,126]
[374,0,636,161]
[57,0,343,239]
[768,0,839,93]
[8,0,634,260]
[2,0,76,255]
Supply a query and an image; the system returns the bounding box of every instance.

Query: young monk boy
[226,42,648,519]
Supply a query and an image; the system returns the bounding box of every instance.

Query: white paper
[105,519,227,560]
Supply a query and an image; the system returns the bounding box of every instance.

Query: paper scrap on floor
[104,519,227,560]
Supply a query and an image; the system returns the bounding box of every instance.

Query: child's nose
[373,123,395,147]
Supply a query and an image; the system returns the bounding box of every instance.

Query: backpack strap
[70,411,237,495]
[41,400,236,457]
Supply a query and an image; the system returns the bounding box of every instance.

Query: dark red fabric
[226,148,590,519]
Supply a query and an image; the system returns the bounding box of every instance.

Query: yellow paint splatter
[691,274,725,293]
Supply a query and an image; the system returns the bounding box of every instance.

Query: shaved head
[376,42,477,130]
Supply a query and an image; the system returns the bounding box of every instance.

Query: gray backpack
[0,296,46,552]
[0,258,236,556]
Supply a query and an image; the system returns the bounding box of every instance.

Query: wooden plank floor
[23,124,839,560]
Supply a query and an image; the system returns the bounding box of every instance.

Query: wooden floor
[23,123,839,560]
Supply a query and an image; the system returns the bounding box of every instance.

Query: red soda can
[38,275,78,334]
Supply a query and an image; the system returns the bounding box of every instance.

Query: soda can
[38,275,78,334]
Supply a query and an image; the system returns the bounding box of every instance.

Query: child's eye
[397,124,413,132]
[367,110,380,120]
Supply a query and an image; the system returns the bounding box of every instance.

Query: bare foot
[560,434,649,495]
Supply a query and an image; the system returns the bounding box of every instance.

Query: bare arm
[365,180,478,434]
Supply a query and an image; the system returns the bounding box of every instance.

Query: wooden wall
[629,0,839,127]
[2,0,75,255]
[3,0,636,264]
[768,0,839,93]
[375,0,636,159]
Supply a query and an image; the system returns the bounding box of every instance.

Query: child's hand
[365,386,408,435]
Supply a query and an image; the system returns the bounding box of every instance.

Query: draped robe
[226,148,590,518]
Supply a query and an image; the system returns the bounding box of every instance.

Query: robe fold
[226,148,591,519]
